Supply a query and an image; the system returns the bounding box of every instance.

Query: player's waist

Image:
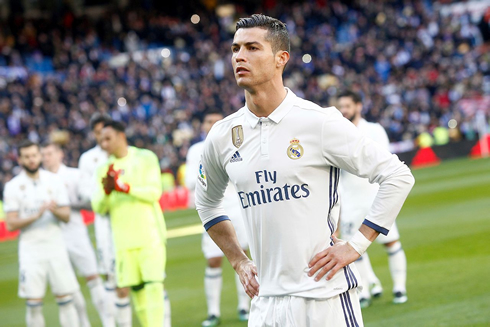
[257,263,360,299]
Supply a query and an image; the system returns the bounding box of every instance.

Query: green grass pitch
[0,157,489,326]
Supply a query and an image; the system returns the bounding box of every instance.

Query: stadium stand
[0,0,489,199]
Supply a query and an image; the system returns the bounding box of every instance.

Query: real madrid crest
[287,138,304,160]
[231,125,244,148]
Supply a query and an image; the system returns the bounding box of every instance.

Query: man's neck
[48,163,62,174]
[244,81,287,118]
[25,170,40,180]
[352,115,361,127]
[114,145,129,159]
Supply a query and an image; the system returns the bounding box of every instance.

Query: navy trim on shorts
[339,293,351,327]
[340,292,360,327]
[57,299,73,306]
[362,219,389,236]
[26,301,43,307]
[204,215,230,231]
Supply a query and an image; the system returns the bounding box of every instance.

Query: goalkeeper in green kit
[91,120,167,327]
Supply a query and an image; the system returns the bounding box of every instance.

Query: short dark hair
[17,140,39,156]
[236,14,290,54]
[337,90,362,104]
[90,113,112,130]
[103,120,126,133]
[204,109,224,119]
[40,141,62,151]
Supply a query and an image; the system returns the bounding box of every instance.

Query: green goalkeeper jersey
[92,146,166,251]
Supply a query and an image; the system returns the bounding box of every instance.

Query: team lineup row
[3,14,414,327]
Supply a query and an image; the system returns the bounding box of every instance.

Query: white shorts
[341,219,400,245]
[202,212,249,260]
[18,252,80,299]
[94,214,115,278]
[249,289,363,327]
[62,219,98,277]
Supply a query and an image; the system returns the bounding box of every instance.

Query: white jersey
[3,169,70,261]
[196,88,414,298]
[55,164,85,229]
[186,141,242,212]
[339,119,390,228]
[78,145,109,203]
[187,140,249,255]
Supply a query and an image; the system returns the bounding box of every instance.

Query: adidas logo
[230,151,243,163]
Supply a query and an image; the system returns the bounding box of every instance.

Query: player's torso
[339,120,386,220]
[82,146,109,178]
[10,172,66,259]
[214,105,343,296]
[106,148,164,249]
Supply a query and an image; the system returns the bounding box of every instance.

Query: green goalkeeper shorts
[116,244,166,287]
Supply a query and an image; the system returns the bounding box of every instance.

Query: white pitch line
[167,223,204,239]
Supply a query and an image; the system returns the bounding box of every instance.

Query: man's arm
[185,144,199,191]
[123,152,162,203]
[5,207,46,231]
[195,131,259,298]
[47,201,70,223]
[78,153,95,205]
[91,165,111,214]
[207,220,259,298]
[309,111,414,281]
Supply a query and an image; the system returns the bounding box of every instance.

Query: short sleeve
[3,182,20,213]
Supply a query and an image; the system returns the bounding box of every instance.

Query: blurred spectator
[0,0,489,193]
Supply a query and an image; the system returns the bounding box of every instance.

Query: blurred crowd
[1,0,490,195]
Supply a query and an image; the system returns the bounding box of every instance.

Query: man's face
[93,122,105,145]
[41,145,63,171]
[202,113,224,135]
[19,145,42,174]
[231,27,278,90]
[338,96,362,122]
[100,127,121,155]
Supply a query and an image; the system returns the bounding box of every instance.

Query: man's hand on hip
[235,258,260,299]
[308,235,360,281]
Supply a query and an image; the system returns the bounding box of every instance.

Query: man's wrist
[348,230,372,256]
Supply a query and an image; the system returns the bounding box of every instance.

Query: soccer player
[195,14,415,326]
[3,140,80,327]
[186,110,250,326]
[91,120,167,327]
[337,90,408,306]
[79,113,131,325]
[41,141,114,326]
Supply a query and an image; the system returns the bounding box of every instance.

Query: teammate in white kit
[3,141,80,327]
[337,91,408,306]
[78,113,132,326]
[186,110,250,326]
[195,14,415,326]
[41,142,115,326]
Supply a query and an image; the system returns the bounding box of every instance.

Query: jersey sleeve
[78,153,94,204]
[185,144,199,191]
[126,151,162,203]
[53,176,70,207]
[2,182,19,213]
[195,133,230,230]
[91,164,110,215]
[375,124,390,150]
[322,110,415,235]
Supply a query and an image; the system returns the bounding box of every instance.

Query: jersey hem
[204,215,230,231]
[362,219,389,235]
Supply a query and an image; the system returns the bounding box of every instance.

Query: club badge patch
[231,125,244,148]
[287,138,304,160]
[197,160,207,190]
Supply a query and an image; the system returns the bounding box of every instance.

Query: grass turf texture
[0,157,489,326]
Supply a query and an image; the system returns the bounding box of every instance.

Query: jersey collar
[244,87,296,129]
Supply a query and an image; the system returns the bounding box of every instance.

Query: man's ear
[276,51,290,69]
